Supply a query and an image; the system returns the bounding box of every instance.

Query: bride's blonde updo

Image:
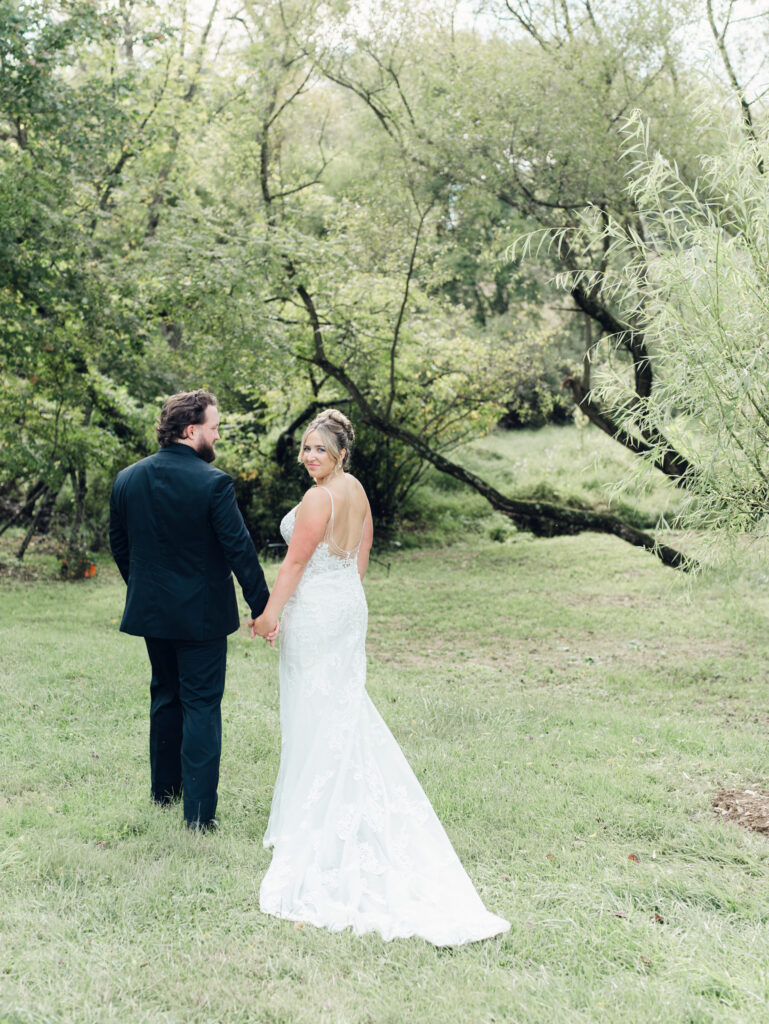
[298,408,355,470]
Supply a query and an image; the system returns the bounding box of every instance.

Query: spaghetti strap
[317,485,334,520]
[317,485,340,554]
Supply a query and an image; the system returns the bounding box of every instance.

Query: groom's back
[110,445,240,640]
[121,448,217,569]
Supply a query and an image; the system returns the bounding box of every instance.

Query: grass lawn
[2,524,769,1023]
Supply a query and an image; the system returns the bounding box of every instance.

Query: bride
[251,409,509,946]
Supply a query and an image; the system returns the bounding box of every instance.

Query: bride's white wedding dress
[260,486,510,946]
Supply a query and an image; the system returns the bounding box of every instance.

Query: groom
[109,389,275,831]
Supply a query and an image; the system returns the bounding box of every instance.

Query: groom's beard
[196,440,216,463]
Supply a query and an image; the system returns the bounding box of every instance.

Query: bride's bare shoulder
[297,486,332,515]
[345,473,368,497]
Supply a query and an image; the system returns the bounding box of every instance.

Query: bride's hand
[265,621,280,646]
[250,613,279,646]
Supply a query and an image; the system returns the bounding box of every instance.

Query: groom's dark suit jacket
[109,443,269,640]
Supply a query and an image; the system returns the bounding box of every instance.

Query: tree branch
[707,0,765,173]
[563,376,695,483]
[503,0,551,48]
[308,345,689,568]
[386,199,431,419]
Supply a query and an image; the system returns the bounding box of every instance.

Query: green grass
[3,526,769,1023]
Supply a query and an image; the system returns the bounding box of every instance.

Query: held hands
[249,613,280,647]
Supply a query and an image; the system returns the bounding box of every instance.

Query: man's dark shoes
[186,818,219,834]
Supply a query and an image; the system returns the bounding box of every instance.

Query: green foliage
[497,329,575,428]
[343,421,427,532]
[1,0,765,561]
[220,427,306,553]
[583,113,769,560]
[0,0,171,556]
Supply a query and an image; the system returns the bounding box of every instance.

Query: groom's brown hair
[157,389,217,447]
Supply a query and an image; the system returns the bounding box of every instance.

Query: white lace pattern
[259,503,510,946]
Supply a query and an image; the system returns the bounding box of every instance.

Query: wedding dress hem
[258,894,509,947]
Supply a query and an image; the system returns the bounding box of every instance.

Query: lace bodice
[280,487,362,580]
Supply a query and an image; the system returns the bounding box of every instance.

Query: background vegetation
[2,0,768,575]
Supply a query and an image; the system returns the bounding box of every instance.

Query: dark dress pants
[144,636,228,825]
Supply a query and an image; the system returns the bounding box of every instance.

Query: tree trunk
[0,479,46,538]
[563,376,696,483]
[362,407,690,569]
[15,486,51,560]
[64,467,88,571]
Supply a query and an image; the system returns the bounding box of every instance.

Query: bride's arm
[254,488,331,629]
[357,509,374,580]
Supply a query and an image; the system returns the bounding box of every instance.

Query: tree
[3,0,760,573]
[311,0,719,481]
[0,0,233,565]
[148,0,521,530]
[589,112,769,560]
[0,0,149,566]
[135,0,691,566]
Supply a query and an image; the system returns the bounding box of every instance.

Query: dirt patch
[713,788,769,832]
